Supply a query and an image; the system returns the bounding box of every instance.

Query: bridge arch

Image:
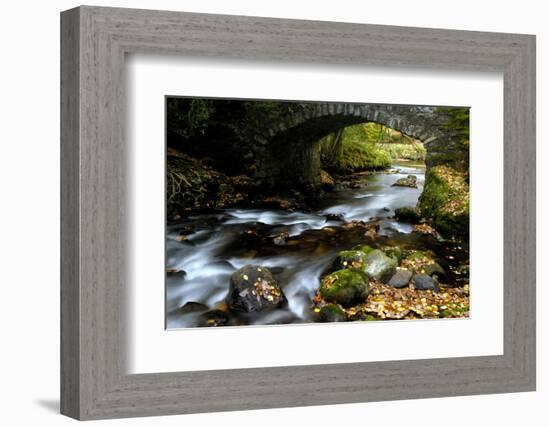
[246,103,452,186]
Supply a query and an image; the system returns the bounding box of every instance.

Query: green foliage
[320,124,391,172]
[418,165,469,240]
[166,98,215,142]
[319,269,370,307]
[320,122,428,172]
[376,142,426,161]
[436,107,470,145]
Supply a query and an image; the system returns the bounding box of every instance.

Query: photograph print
[165,98,470,329]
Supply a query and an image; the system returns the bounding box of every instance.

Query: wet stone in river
[200,309,230,327]
[392,174,418,188]
[177,301,208,315]
[226,265,287,313]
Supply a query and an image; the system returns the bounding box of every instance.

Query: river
[166,161,465,329]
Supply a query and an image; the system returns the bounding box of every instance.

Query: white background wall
[0,0,546,425]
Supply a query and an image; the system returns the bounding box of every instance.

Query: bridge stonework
[241,103,466,186]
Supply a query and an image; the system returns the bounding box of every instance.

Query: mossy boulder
[363,250,398,283]
[382,246,403,263]
[319,269,370,307]
[352,244,375,255]
[318,304,347,322]
[333,250,368,271]
[418,165,469,240]
[394,206,421,223]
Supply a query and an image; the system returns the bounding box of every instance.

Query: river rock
[319,304,346,323]
[226,265,286,312]
[394,206,421,223]
[178,301,208,315]
[333,250,368,271]
[272,231,290,246]
[363,249,397,283]
[318,304,347,323]
[412,274,439,291]
[166,268,186,278]
[422,262,447,281]
[388,270,413,288]
[392,175,418,188]
[319,269,370,307]
[200,309,230,327]
[333,181,350,191]
[325,213,344,222]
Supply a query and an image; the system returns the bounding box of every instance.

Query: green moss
[318,304,347,322]
[382,246,403,263]
[320,124,391,173]
[319,269,370,307]
[334,250,368,271]
[352,244,375,255]
[435,107,470,145]
[401,249,434,264]
[376,142,426,161]
[418,165,469,240]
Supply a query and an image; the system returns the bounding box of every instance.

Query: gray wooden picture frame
[60,5,536,421]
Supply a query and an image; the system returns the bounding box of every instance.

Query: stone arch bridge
[240,102,465,186]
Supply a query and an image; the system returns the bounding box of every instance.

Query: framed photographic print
[61,5,536,420]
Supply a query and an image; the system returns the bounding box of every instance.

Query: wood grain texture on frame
[60,5,536,420]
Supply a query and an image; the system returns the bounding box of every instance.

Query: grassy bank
[376,142,426,161]
[418,165,469,241]
[320,124,391,173]
[320,123,426,173]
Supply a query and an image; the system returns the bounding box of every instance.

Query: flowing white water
[166,161,425,328]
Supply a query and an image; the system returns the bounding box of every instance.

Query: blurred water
[166,161,425,329]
